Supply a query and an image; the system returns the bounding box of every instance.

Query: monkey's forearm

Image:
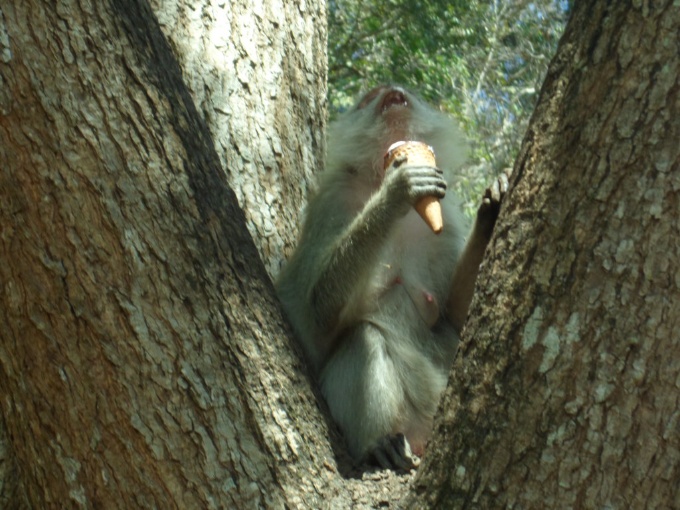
[310,192,401,332]
[447,173,506,331]
[447,219,491,332]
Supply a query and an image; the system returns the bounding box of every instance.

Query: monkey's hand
[476,172,509,239]
[369,433,421,471]
[383,161,447,217]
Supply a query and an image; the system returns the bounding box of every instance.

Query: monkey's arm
[447,174,507,331]
[311,164,447,334]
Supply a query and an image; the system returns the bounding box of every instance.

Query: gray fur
[277,87,477,468]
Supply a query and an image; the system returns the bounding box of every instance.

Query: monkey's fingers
[407,169,447,199]
[486,172,509,204]
[409,172,445,234]
[385,141,444,234]
[499,171,509,195]
[477,173,509,237]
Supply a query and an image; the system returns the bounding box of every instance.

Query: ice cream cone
[384,141,443,234]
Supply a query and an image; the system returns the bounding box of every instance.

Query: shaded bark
[410,1,680,508]
[0,1,335,507]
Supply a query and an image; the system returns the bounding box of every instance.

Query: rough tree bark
[147,0,327,277]
[0,1,340,507]
[2,0,678,509]
[409,1,680,508]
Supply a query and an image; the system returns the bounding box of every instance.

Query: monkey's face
[326,86,417,180]
[327,85,464,183]
[354,86,413,141]
[355,86,409,112]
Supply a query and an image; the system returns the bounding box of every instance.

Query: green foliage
[328,0,570,214]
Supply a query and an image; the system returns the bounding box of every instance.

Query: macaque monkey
[277,86,506,470]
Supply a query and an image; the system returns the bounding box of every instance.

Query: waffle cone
[384,141,443,234]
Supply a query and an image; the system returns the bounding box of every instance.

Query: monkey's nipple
[402,281,440,328]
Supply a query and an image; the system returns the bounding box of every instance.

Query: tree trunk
[0,1,336,507]
[3,0,678,508]
[148,0,327,278]
[409,1,680,508]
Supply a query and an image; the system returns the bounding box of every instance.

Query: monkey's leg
[447,174,508,331]
[319,323,420,470]
[371,433,421,471]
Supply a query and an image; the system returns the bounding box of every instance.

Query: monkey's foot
[369,433,421,471]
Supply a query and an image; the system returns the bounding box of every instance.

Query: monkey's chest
[367,209,455,328]
[381,269,440,328]
[374,231,447,328]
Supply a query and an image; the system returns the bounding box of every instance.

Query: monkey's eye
[356,86,388,110]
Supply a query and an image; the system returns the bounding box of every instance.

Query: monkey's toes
[371,433,421,471]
